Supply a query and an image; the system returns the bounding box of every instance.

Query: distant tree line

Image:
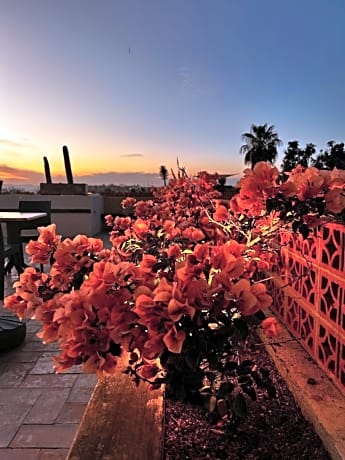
[158,124,345,188]
[240,123,345,176]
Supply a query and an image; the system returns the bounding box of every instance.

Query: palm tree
[159,165,168,186]
[240,124,282,169]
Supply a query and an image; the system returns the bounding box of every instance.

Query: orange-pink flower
[193,243,210,261]
[167,297,195,321]
[184,279,212,308]
[26,241,53,264]
[139,363,161,380]
[232,279,271,316]
[142,334,165,359]
[133,218,150,236]
[153,277,173,303]
[237,162,279,198]
[163,220,181,239]
[135,294,155,313]
[287,166,326,200]
[37,223,61,246]
[163,326,186,354]
[278,181,297,197]
[251,283,272,311]
[325,189,345,213]
[167,244,182,258]
[182,227,205,241]
[121,197,137,208]
[213,204,229,222]
[140,254,157,273]
[261,317,282,337]
[81,353,119,377]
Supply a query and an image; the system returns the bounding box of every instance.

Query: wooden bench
[66,362,164,460]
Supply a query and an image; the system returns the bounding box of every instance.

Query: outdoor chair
[18,200,52,243]
[0,223,22,300]
[10,201,52,272]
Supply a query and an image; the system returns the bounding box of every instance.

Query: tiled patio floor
[0,245,102,460]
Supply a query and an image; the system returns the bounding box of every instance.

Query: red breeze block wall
[268,223,345,395]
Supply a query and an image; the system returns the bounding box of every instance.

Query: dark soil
[164,330,331,460]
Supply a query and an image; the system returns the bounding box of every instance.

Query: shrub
[5,162,345,422]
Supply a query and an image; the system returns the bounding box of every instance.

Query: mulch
[164,329,330,460]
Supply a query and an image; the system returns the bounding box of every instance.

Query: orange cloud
[0,165,43,183]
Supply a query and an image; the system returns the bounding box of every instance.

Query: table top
[0,212,47,222]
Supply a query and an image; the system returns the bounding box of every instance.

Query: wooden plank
[66,368,164,460]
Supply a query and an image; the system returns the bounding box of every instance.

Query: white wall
[0,194,104,237]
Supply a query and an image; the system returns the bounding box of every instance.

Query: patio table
[0,212,47,271]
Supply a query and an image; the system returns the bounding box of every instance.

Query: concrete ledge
[258,314,345,460]
[40,183,88,195]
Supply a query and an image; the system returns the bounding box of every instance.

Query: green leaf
[205,371,216,382]
[217,398,228,418]
[223,361,239,372]
[233,393,247,419]
[266,384,277,398]
[233,318,248,340]
[241,385,257,401]
[209,395,217,413]
[218,381,235,398]
[199,386,212,396]
[259,367,270,381]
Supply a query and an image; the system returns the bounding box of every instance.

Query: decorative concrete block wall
[268,223,345,394]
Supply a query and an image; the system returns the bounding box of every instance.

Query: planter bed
[68,324,333,460]
[164,327,331,460]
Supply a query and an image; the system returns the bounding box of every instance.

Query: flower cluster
[5,162,345,420]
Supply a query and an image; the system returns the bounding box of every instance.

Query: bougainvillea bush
[5,162,345,421]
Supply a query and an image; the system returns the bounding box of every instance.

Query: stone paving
[0,260,97,460]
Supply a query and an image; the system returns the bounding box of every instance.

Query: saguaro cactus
[63,145,74,184]
[43,156,52,184]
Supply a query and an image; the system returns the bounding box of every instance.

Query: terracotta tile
[67,386,94,403]
[26,335,44,343]
[38,449,69,459]
[0,351,41,363]
[29,353,57,375]
[24,389,70,424]
[60,364,83,374]
[67,374,97,403]
[0,388,41,405]
[0,362,34,388]
[21,374,77,389]
[73,373,97,388]
[10,424,78,448]
[0,404,33,447]
[55,402,87,424]
[25,321,41,334]
[22,341,59,352]
[0,448,40,459]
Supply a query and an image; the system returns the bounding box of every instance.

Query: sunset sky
[1,0,345,186]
